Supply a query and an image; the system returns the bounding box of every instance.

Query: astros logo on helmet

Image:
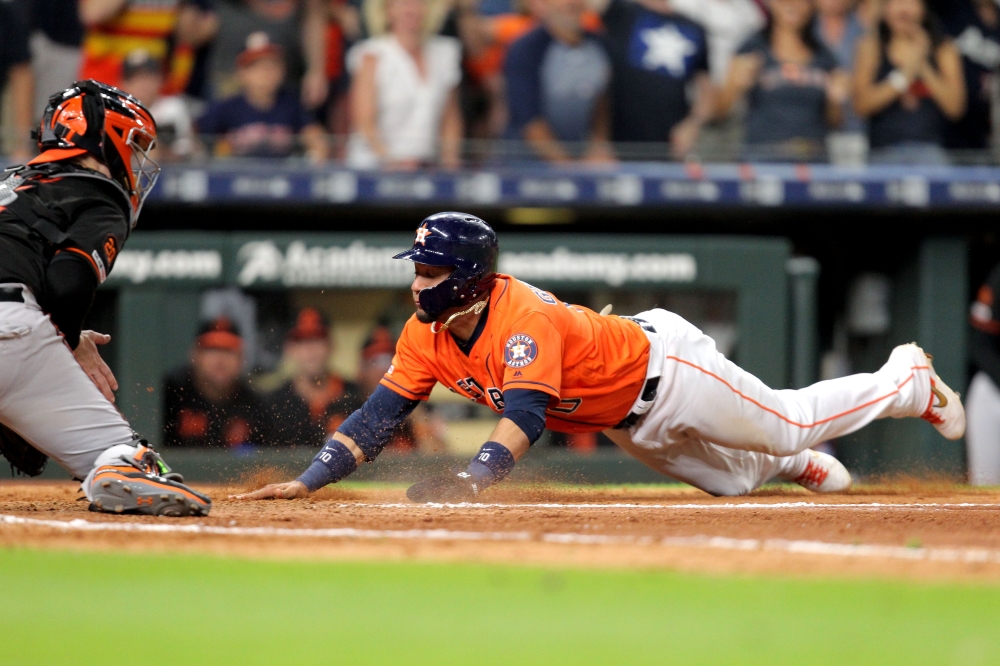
[415,224,433,245]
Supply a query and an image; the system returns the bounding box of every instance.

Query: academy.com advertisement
[106,233,713,289]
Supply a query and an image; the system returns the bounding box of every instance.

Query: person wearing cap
[264,308,363,448]
[196,31,327,161]
[120,49,195,159]
[163,317,268,448]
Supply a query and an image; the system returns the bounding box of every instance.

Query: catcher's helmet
[393,212,498,320]
[32,80,159,227]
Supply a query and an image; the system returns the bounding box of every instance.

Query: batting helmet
[33,80,160,227]
[393,212,498,321]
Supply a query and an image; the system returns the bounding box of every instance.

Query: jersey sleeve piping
[379,376,432,400]
[55,247,102,281]
[503,379,560,395]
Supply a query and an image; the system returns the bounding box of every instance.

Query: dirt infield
[3,480,1000,582]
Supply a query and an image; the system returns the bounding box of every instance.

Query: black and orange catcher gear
[32,80,160,227]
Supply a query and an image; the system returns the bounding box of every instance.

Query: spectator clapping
[717,0,851,162]
[853,0,966,165]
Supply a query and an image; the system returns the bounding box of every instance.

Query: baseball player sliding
[0,81,210,516]
[238,213,965,503]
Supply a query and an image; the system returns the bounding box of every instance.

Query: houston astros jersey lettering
[381,275,651,432]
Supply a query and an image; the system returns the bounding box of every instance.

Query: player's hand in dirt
[230,480,310,500]
[74,330,118,402]
[406,472,480,503]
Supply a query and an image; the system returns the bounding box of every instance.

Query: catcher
[0,80,210,516]
[237,213,964,503]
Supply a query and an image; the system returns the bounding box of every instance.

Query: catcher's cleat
[88,445,211,517]
[790,450,853,493]
[406,471,480,503]
[919,350,966,441]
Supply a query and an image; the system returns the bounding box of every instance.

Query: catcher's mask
[33,79,160,228]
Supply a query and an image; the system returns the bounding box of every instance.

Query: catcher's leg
[629,309,933,458]
[603,430,852,496]
[0,291,210,516]
[0,296,134,479]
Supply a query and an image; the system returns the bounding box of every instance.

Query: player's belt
[0,286,24,303]
[614,376,660,429]
[613,313,662,430]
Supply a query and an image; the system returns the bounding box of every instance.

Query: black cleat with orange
[89,445,211,517]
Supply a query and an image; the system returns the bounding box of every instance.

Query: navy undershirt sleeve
[296,385,420,491]
[46,253,98,349]
[502,388,549,444]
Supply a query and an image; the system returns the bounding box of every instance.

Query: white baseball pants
[966,372,1000,486]
[605,309,931,496]
[0,285,137,485]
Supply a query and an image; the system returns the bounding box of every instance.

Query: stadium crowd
[1,0,1000,166]
[161,308,447,450]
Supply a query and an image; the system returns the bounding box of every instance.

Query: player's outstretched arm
[407,389,548,503]
[231,385,419,500]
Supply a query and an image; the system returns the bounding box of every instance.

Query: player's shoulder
[32,164,131,220]
[493,275,563,326]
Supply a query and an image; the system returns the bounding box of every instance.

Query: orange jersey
[465,12,605,82]
[80,0,181,88]
[381,275,650,433]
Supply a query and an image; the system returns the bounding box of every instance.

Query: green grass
[3,548,1000,665]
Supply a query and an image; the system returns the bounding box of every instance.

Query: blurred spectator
[78,0,213,89]
[203,0,328,109]
[1,0,33,162]
[120,49,196,159]
[668,0,766,162]
[458,0,600,142]
[967,262,1000,485]
[717,0,850,162]
[815,0,867,132]
[504,0,615,164]
[928,0,1000,153]
[320,0,363,138]
[853,0,966,165]
[670,0,767,85]
[458,0,536,140]
[163,318,268,448]
[265,308,363,447]
[197,32,328,159]
[346,0,462,169]
[169,0,219,97]
[599,0,713,158]
[29,0,83,119]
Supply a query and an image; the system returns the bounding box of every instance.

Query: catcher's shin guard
[88,444,211,517]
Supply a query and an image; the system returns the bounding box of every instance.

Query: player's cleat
[885,343,966,440]
[790,450,853,493]
[88,445,211,517]
[920,351,966,440]
[406,471,480,503]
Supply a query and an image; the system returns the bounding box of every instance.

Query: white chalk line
[334,501,1000,511]
[3,514,1000,565]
